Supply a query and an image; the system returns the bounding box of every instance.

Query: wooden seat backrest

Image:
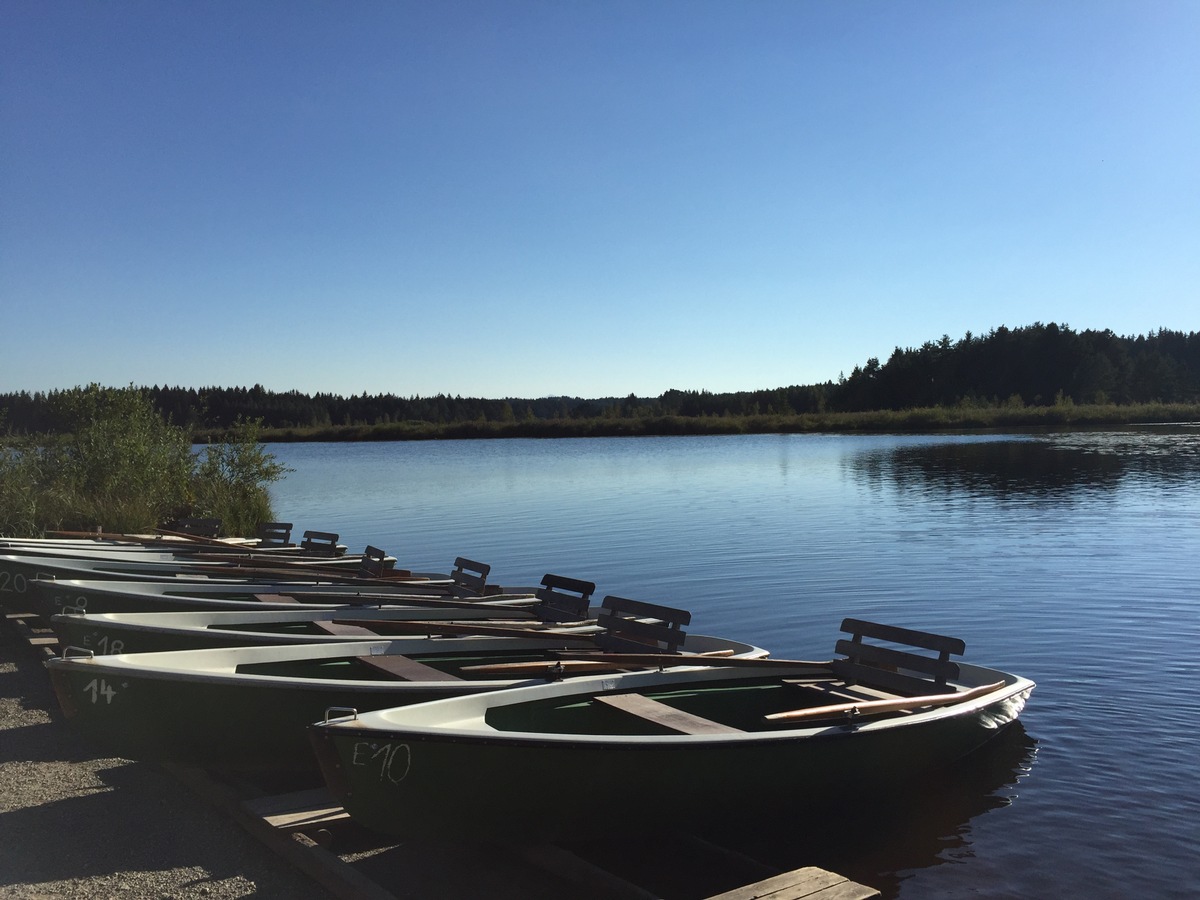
[593,595,691,654]
[300,530,341,556]
[171,517,222,537]
[832,618,965,696]
[357,545,392,578]
[532,574,596,622]
[448,557,491,597]
[256,522,294,547]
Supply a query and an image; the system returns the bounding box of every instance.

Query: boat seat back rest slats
[593,595,690,654]
[358,546,393,578]
[449,557,491,597]
[834,618,966,696]
[300,530,340,556]
[256,522,294,547]
[532,574,596,622]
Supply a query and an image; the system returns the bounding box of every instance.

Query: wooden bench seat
[253,593,299,604]
[596,692,742,735]
[357,653,462,682]
[312,620,377,637]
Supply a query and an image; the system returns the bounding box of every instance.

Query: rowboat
[0,544,415,584]
[0,528,364,572]
[308,619,1035,840]
[0,553,450,613]
[16,555,523,619]
[46,603,767,771]
[30,566,583,624]
[49,574,600,653]
[1,523,343,555]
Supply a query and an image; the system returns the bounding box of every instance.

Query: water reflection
[702,723,1038,900]
[847,431,1200,501]
[849,439,1126,499]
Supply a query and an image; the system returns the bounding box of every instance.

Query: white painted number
[82,678,117,704]
[56,594,88,613]
[0,571,28,594]
[351,741,411,784]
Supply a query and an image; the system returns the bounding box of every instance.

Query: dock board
[706,865,881,899]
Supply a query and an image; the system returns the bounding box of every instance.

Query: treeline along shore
[4,323,1200,442]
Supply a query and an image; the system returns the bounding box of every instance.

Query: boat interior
[482,619,995,735]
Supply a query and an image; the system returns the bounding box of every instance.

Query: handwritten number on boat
[0,571,26,593]
[83,678,117,705]
[351,741,411,784]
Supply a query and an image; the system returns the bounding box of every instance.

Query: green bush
[0,386,288,538]
[191,418,291,537]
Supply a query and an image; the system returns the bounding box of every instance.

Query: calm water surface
[266,429,1200,899]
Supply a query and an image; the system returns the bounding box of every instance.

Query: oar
[460,659,635,675]
[293,593,541,613]
[550,652,835,670]
[154,527,238,547]
[764,680,1006,722]
[184,561,446,583]
[460,649,739,675]
[49,530,160,543]
[329,619,604,641]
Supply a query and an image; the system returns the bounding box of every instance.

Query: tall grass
[0,386,289,538]
[237,401,1200,443]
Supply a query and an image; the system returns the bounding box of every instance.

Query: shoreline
[227,407,1200,444]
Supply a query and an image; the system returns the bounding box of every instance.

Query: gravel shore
[0,622,625,900]
[0,624,334,900]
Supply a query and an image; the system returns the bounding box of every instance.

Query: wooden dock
[180,772,883,897]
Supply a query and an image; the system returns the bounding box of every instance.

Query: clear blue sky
[3,1,1197,399]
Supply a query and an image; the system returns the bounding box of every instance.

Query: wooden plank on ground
[705,865,880,899]
[243,787,351,831]
[163,764,396,900]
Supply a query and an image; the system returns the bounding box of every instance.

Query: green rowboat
[308,619,1034,840]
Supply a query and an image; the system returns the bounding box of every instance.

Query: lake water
[265,429,1200,899]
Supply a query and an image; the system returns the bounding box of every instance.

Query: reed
[0,387,288,538]
[236,402,1200,443]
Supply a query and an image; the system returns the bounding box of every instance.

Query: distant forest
[3,324,1199,435]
